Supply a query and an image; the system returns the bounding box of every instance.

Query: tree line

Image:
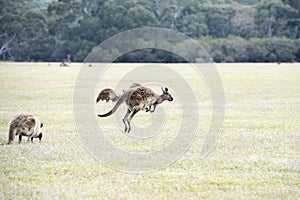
[0,0,299,62]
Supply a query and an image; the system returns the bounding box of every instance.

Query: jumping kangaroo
[8,113,43,144]
[98,86,173,133]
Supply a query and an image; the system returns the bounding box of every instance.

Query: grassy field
[0,62,299,199]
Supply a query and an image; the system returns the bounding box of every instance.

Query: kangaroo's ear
[161,87,168,93]
[40,123,43,128]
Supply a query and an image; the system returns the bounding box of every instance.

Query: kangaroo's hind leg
[123,109,131,133]
[18,134,22,144]
[127,109,139,133]
[27,136,32,143]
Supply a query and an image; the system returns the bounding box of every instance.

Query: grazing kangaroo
[96,83,141,103]
[98,86,173,133]
[8,113,43,144]
[96,88,119,102]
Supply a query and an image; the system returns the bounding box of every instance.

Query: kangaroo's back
[127,86,157,109]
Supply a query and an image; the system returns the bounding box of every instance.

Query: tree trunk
[267,10,275,37]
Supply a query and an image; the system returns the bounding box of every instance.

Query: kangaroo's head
[161,87,173,101]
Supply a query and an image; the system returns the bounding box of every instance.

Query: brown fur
[8,113,43,144]
[96,88,119,102]
[98,86,173,133]
[96,83,142,103]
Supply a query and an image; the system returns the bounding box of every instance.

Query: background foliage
[0,0,299,62]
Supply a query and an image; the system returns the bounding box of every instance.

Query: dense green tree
[0,0,299,62]
[282,0,300,38]
[0,0,55,61]
[246,37,298,62]
[231,4,256,38]
[201,4,236,37]
[96,0,158,33]
[175,1,208,37]
[47,0,82,39]
[254,0,298,38]
[15,10,55,61]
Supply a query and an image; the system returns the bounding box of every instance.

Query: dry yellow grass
[0,62,299,199]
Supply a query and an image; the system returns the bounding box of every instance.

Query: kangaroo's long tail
[98,92,128,117]
[111,95,120,102]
